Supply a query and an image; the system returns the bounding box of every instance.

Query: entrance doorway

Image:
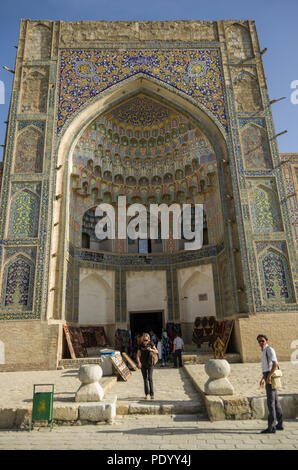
[130,311,163,339]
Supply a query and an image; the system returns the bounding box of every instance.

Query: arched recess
[7,189,40,239]
[240,123,272,169]
[1,254,35,310]
[14,125,44,173]
[226,23,253,60]
[233,74,262,113]
[180,267,216,323]
[25,23,52,60]
[258,247,295,304]
[81,206,113,252]
[78,272,114,325]
[48,74,232,320]
[251,184,283,232]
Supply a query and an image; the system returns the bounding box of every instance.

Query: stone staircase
[57,350,239,420]
[58,357,102,369]
[58,351,241,370]
[183,344,241,364]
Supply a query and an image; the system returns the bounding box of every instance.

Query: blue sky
[0,0,297,160]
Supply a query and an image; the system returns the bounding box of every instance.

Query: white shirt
[261,345,278,372]
[173,337,184,350]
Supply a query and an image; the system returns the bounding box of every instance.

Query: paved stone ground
[1,362,297,409]
[0,369,88,407]
[0,415,297,450]
[187,361,298,398]
[106,366,203,405]
[0,366,204,409]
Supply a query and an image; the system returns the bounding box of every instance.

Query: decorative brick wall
[0,20,296,368]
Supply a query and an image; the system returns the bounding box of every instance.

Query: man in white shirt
[257,334,283,434]
[173,333,184,368]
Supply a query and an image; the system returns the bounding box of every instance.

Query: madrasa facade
[0,19,297,371]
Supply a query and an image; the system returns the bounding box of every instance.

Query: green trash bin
[29,384,54,431]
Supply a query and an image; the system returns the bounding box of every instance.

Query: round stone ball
[204,359,230,379]
[78,365,103,384]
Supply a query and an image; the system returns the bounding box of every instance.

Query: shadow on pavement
[95,426,264,436]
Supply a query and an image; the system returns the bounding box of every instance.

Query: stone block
[106,402,117,422]
[205,377,234,395]
[79,404,107,422]
[116,404,129,415]
[204,396,225,421]
[160,404,175,414]
[251,394,297,420]
[224,397,251,420]
[53,404,79,421]
[79,395,117,422]
[15,407,31,428]
[293,394,298,417]
[250,397,267,419]
[279,395,297,419]
[75,382,104,402]
[128,404,160,415]
[0,408,16,429]
[182,355,197,365]
[176,403,202,414]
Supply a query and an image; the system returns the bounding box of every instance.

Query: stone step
[58,358,102,369]
[116,401,206,417]
[196,353,241,364]
[58,353,242,369]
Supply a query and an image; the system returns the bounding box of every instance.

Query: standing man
[257,334,283,434]
[173,332,185,368]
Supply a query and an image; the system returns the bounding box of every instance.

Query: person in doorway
[137,332,158,400]
[157,336,162,366]
[132,332,141,360]
[257,334,283,434]
[173,332,185,368]
[150,330,157,345]
[161,331,171,367]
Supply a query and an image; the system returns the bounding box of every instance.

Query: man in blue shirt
[257,334,283,434]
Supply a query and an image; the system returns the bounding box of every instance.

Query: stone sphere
[204,359,230,379]
[78,365,103,384]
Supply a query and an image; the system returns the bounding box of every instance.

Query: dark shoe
[150,395,154,400]
[276,425,284,431]
[260,428,276,434]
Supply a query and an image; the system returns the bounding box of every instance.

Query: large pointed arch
[48,74,231,319]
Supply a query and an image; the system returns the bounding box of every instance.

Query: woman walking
[137,332,158,400]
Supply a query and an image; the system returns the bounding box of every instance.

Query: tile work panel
[58,48,227,133]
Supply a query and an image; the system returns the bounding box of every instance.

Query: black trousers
[263,372,283,430]
[141,366,154,396]
[173,349,183,367]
